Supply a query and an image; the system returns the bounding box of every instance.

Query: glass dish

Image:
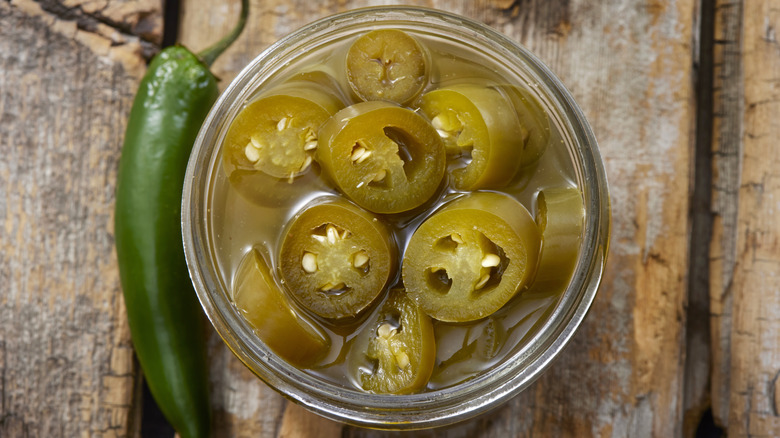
[183,6,610,429]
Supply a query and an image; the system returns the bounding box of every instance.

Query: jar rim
[182,5,610,430]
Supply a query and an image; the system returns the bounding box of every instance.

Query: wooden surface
[1,0,779,437]
[723,1,780,436]
[1,0,148,436]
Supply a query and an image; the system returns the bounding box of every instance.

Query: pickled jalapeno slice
[317,101,446,214]
[222,72,346,199]
[495,84,551,168]
[346,29,429,105]
[279,198,396,319]
[527,187,584,292]
[402,192,541,322]
[419,85,527,190]
[224,95,327,181]
[355,289,435,394]
[233,249,330,367]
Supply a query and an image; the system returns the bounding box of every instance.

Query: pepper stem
[198,0,249,67]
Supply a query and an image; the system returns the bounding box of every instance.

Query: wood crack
[35,0,159,57]
[5,0,154,78]
[8,0,159,65]
[683,0,721,436]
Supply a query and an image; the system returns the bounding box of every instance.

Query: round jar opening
[183,6,609,430]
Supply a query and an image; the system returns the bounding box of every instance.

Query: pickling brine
[208,27,584,393]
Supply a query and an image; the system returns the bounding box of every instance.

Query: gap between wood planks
[685,0,724,437]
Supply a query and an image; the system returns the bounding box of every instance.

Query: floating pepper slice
[222,72,346,205]
[354,289,435,394]
[402,192,541,322]
[233,249,330,368]
[279,198,396,319]
[427,316,507,388]
[527,187,584,293]
[419,84,527,190]
[317,101,446,214]
[346,29,429,105]
[495,84,551,168]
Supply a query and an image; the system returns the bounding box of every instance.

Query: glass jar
[182,6,610,429]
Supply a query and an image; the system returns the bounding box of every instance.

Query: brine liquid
[208,29,579,391]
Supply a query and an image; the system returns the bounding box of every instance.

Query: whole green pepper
[114,2,247,436]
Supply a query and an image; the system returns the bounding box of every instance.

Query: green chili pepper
[114,2,247,436]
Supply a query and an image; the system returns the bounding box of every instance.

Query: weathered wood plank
[726,0,780,436]
[452,1,696,436]
[0,0,157,435]
[178,0,697,436]
[709,0,743,429]
[32,0,163,46]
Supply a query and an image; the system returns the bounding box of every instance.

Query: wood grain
[0,0,156,435]
[726,0,780,436]
[466,2,697,433]
[178,0,697,436]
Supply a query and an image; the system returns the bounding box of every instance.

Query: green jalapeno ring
[224,93,335,181]
[221,71,347,207]
[526,187,584,294]
[351,289,435,394]
[232,249,331,367]
[346,29,430,105]
[419,85,527,191]
[402,192,541,323]
[279,197,397,320]
[317,101,446,214]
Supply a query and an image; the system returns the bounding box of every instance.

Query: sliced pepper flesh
[279,198,396,319]
[527,187,584,292]
[317,101,446,214]
[419,84,527,190]
[225,94,327,180]
[233,249,330,368]
[402,192,541,322]
[356,289,435,394]
[222,72,346,205]
[346,29,428,105]
[494,84,551,168]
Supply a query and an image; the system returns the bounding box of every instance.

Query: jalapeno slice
[527,187,584,292]
[496,84,551,168]
[279,198,396,319]
[419,85,527,190]
[346,29,429,105]
[317,101,446,214]
[354,289,435,394]
[402,192,541,322]
[233,249,330,367]
[222,72,346,204]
